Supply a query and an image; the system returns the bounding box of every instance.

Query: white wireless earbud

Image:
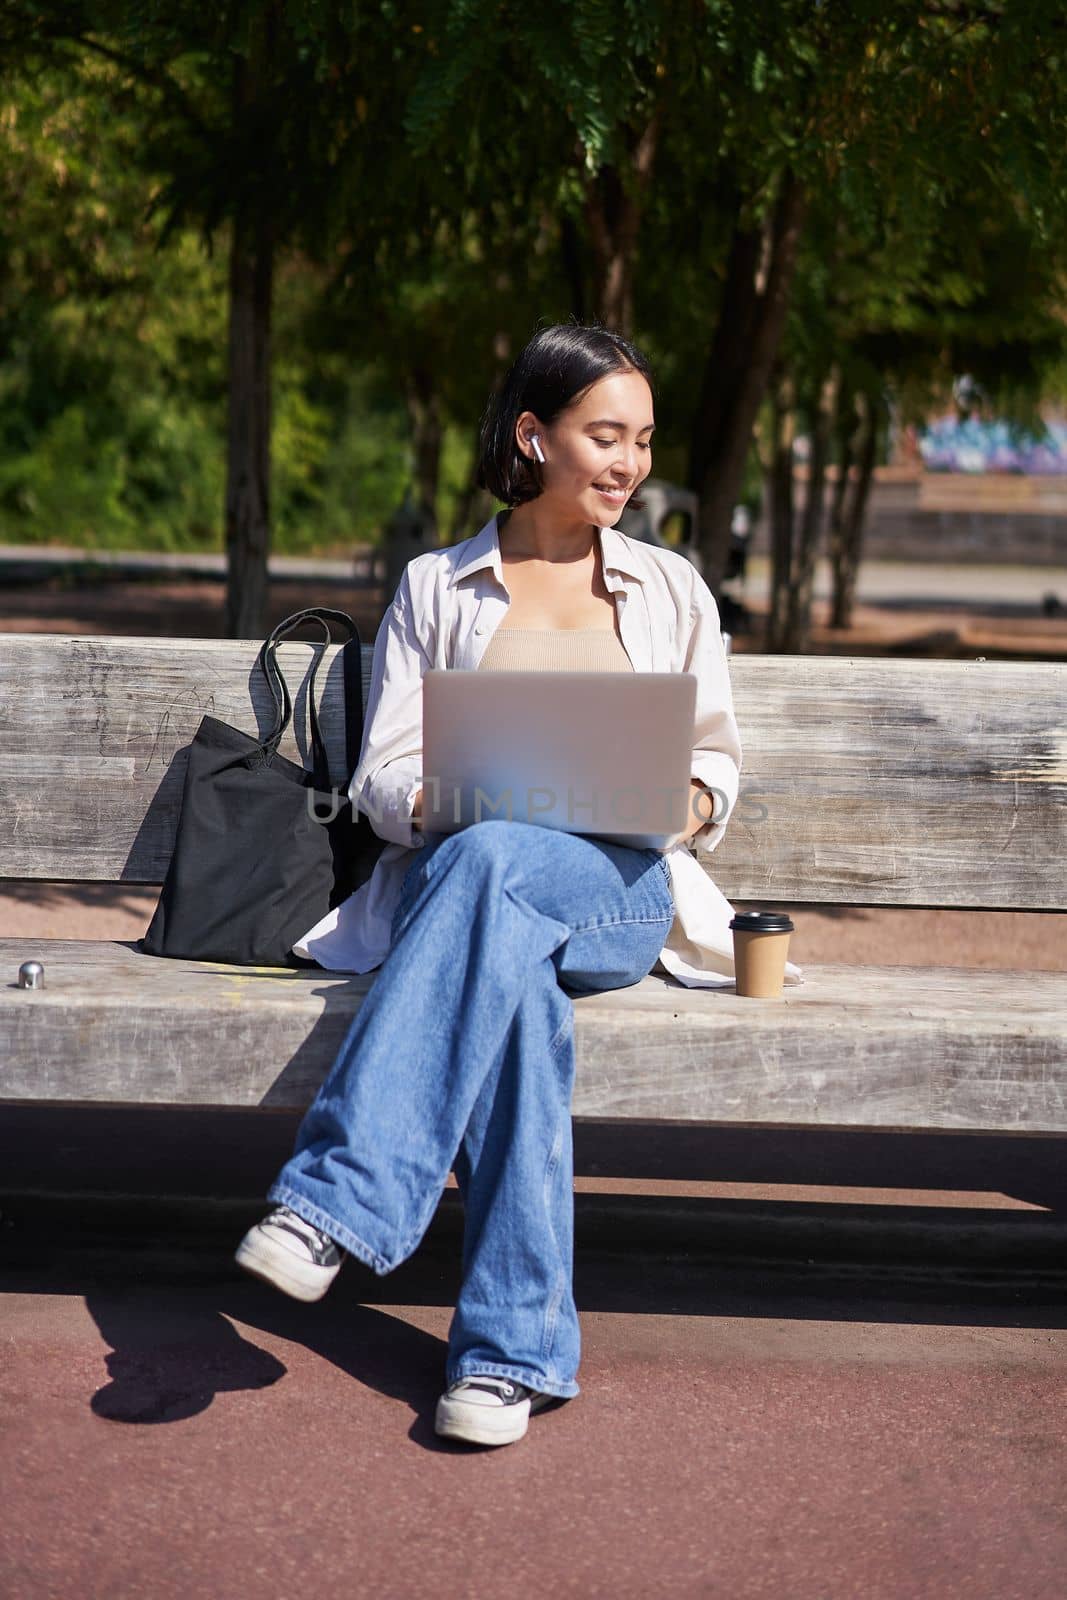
[530,435,547,464]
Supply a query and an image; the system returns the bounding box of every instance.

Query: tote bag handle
[257,607,365,786]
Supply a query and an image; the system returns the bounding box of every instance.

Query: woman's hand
[678,780,715,845]
[411,787,423,826]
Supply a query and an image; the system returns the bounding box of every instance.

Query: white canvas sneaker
[235,1206,344,1302]
[434,1376,557,1447]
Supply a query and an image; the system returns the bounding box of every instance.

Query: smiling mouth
[593,484,630,501]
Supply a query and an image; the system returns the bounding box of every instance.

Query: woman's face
[517,368,655,526]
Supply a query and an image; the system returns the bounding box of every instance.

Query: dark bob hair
[476,321,656,509]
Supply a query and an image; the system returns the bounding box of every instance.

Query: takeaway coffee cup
[729,910,795,999]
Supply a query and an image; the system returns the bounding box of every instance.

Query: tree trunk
[784,367,836,652]
[690,172,807,592]
[766,370,796,652]
[830,388,878,629]
[225,199,274,639]
[449,329,513,542]
[559,213,587,323]
[405,367,442,538]
[827,386,856,628]
[689,212,761,479]
[224,15,278,640]
[584,114,658,337]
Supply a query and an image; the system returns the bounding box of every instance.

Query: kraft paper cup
[729,911,795,999]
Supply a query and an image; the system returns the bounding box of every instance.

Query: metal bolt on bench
[17,961,44,990]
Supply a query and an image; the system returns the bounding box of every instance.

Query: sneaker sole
[234,1231,340,1303]
[434,1393,532,1447]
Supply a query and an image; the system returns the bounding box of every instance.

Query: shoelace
[268,1207,330,1247]
[458,1377,517,1400]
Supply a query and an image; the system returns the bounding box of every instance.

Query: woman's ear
[515,412,542,461]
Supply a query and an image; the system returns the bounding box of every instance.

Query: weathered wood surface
[1,939,1064,1131]
[0,635,370,887]
[714,654,1067,910]
[1,635,1065,909]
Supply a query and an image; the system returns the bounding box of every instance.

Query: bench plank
[0,635,368,886]
[1,939,1063,1133]
[711,654,1067,910]
[0,635,1064,909]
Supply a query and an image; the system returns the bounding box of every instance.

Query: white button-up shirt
[295,514,801,988]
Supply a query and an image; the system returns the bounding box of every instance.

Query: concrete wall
[749,474,1067,566]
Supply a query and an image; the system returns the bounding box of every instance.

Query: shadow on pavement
[90,1295,289,1425]
[1,1181,1063,1450]
[84,1283,450,1446]
[2,1105,1064,1443]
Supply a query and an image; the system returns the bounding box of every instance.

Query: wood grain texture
[0,635,1064,909]
[1,939,1064,1131]
[0,635,370,886]
[717,654,1067,909]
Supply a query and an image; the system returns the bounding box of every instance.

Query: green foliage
[271,363,413,553]
[0,42,424,552]
[1,0,1066,562]
[0,63,227,547]
[773,0,1067,448]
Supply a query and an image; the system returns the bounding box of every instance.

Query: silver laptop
[421,670,697,850]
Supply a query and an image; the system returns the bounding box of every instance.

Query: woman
[236,322,766,1448]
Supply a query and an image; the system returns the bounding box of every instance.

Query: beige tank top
[478,627,633,673]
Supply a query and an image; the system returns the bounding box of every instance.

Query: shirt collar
[598,522,647,586]
[448,515,504,588]
[449,514,647,590]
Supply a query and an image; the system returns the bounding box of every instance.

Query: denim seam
[267,1185,394,1276]
[546,1004,574,1058]
[447,1360,580,1401]
[538,1019,576,1377]
[568,911,674,935]
[396,846,672,943]
[390,849,447,942]
[539,1118,566,1372]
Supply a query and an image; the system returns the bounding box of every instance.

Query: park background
[1,14,1066,1593]
[1,0,1065,965]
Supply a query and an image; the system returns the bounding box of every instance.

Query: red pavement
[2,1253,1064,1600]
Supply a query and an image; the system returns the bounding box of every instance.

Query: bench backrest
[1,634,1064,911]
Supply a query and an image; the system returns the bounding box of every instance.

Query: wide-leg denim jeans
[268,820,674,1400]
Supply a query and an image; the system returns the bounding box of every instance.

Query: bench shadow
[58,1187,1067,1450]
[5,956,1066,1445]
[2,1143,1063,1451]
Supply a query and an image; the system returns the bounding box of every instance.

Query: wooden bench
[1,635,1064,1135]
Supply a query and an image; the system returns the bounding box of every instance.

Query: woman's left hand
[678,781,715,846]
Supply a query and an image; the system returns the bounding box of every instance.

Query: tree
[4,0,1064,639]
[764,21,1067,652]
[403,2,678,338]
[3,1,410,634]
[405,1,1067,595]
[649,0,1066,594]
[0,56,230,547]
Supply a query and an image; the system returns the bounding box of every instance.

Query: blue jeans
[268,821,674,1399]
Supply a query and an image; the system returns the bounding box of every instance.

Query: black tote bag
[142,607,384,967]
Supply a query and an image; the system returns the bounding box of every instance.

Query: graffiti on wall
[920,414,1067,475]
